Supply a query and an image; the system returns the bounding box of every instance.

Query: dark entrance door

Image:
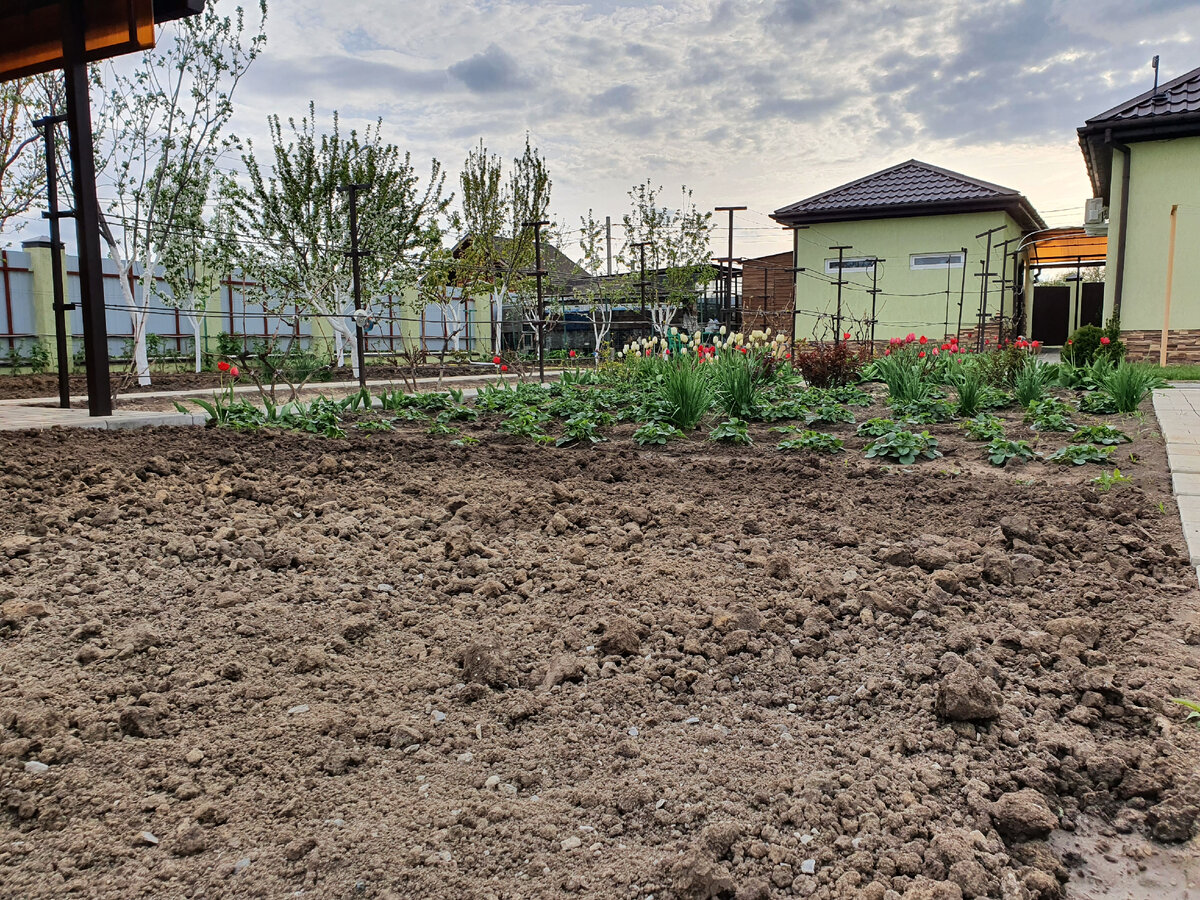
[1080,282,1104,329]
[1031,285,1070,345]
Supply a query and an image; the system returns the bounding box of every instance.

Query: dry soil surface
[1,408,1199,900]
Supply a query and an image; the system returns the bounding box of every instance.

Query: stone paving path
[1153,384,1200,566]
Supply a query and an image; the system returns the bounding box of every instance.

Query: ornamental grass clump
[1013,357,1057,408]
[1101,363,1165,413]
[950,365,985,417]
[659,362,713,430]
[711,352,759,419]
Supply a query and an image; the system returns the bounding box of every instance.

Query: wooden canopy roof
[0,0,202,81]
[1025,227,1108,269]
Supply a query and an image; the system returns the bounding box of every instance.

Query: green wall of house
[1104,136,1200,333]
[790,211,1029,344]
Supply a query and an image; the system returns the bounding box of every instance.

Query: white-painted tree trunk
[186,310,202,373]
[651,303,677,338]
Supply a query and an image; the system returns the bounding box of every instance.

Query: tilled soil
[1,405,1199,900]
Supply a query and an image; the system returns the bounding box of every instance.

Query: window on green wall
[824,256,877,275]
[910,252,965,270]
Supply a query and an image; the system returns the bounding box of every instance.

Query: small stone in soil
[561,836,582,851]
[23,760,49,775]
[287,705,309,715]
[800,859,816,874]
[138,832,159,846]
[234,858,251,873]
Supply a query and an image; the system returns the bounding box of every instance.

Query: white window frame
[910,251,965,271]
[824,256,876,275]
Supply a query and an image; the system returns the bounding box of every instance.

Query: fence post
[22,241,72,373]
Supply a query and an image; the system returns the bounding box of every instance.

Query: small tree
[157,198,234,373]
[95,2,265,385]
[577,209,631,361]
[620,181,715,336]
[0,77,48,236]
[229,106,450,379]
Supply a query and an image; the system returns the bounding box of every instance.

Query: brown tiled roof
[772,160,1045,232]
[1077,64,1200,201]
[1085,64,1200,125]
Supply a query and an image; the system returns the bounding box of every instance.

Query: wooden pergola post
[1161,204,1179,367]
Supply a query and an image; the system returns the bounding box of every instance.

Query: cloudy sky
[11,0,1200,261]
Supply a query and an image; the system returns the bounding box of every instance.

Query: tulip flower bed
[2,337,1199,899]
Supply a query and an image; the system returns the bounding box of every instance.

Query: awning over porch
[1025,227,1108,269]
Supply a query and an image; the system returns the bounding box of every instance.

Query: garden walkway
[0,371,517,432]
[1154,383,1200,568]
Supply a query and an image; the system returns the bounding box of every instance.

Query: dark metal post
[715,206,746,327]
[633,240,650,322]
[36,113,73,409]
[63,2,112,416]
[605,216,612,276]
[523,219,550,383]
[867,258,885,351]
[956,248,969,342]
[339,182,371,391]
[975,226,1004,351]
[830,245,852,344]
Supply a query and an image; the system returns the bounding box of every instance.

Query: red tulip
[931,347,939,356]
[905,333,915,343]
[919,335,927,345]
[784,352,791,359]
[1067,340,1074,346]
[500,364,508,372]
[569,350,576,358]
[843,332,851,340]
[492,355,502,364]
[884,349,891,356]
[1100,336,1111,345]
[918,351,925,358]
[229,366,239,377]
[739,347,747,354]
[217,360,230,373]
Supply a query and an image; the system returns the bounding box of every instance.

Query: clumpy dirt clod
[1,416,1199,899]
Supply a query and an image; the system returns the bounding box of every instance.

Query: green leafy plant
[556,414,606,447]
[864,430,941,464]
[890,397,956,423]
[1072,424,1130,445]
[1101,362,1165,413]
[1029,412,1076,433]
[1092,468,1132,491]
[985,438,1038,467]
[633,421,685,446]
[856,417,898,438]
[1079,391,1120,414]
[27,341,52,375]
[978,386,1014,409]
[450,436,480,447]
[1170,698,1200,728]
[1048,443,1115,466]
[356,418,395,433]
[426,422,459,436]
[960,413,1005,441]
[777,430,844,453]
[804,403,855,426]
[710,418,752,445]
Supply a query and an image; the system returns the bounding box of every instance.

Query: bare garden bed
[1,398,1199,899]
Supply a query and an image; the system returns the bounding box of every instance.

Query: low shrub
[792,342,865,387]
